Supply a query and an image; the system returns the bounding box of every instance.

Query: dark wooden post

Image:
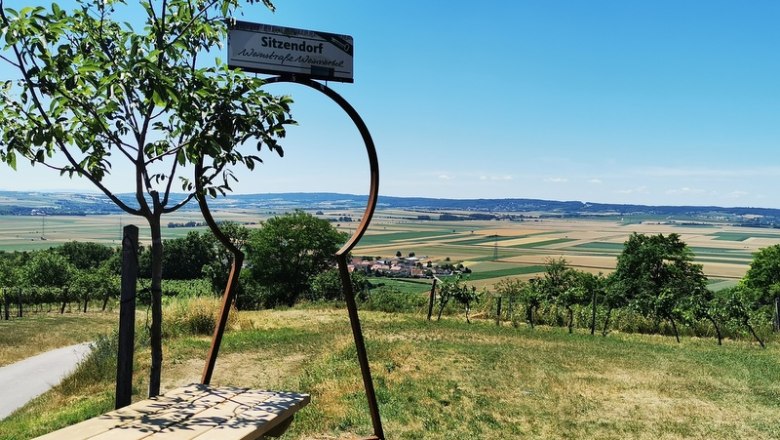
[3,288,9,320]
[495,296,502,326]
[116,225,138,409]
[590,288,598,336]
[427,278,438,321]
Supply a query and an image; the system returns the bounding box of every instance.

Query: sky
[1,1,780,208]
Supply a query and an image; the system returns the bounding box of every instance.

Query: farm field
[2,210,779,289]
[351,213,780,289]
[1,308,779,440]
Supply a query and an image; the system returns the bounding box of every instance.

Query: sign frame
[227,20,354,83]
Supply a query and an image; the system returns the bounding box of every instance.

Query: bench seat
[35,383,310,440]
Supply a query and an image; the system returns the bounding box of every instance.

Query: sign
[228,20,354,83]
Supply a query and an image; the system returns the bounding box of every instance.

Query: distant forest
[1,191,780,228]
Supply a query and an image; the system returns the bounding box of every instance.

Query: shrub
[164,296,239,337]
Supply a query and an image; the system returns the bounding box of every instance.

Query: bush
[164,296,239,337]
[359,286,429,314]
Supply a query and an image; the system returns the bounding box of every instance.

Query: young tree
[608,233,707,341]
[0,0,293,397]
[742,244,780,331]
[493,278,525,326]
[246,211,347,307]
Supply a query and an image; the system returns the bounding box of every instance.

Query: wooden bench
[35,383,310,440]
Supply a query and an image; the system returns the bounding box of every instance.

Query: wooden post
[495,296,502,326]
[17,288,22,317]
[427,278,438,321]
[116,225,138,409]
[3,289,9,320]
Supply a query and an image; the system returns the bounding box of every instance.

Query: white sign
[228,21,354,83]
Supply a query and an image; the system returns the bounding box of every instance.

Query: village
[350,253,470,278]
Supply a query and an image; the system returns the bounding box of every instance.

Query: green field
[711,231,780,241]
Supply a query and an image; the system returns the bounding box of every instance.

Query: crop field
[351,215,780,288]
[2,210,780,289]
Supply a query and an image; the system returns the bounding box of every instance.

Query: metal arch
[264,75,384,440]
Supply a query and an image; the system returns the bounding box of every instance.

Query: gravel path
[0,342,93,420]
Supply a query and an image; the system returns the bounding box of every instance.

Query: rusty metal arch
[262,75,384,439]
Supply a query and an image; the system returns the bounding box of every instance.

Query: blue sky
[2,1,780,208]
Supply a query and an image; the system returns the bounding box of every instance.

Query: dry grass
[0,312,117,366]
[2,308,779,440]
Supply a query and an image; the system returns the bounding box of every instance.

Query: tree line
[433,232,778,347]
[0,211,357,318]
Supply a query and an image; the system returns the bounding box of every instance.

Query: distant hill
[0,191,779,228]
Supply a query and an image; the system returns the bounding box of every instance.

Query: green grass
[370,278,432,295]
[466,265,547,281]
[571,242,625,252]
[357,230,460,246]
[508,238,577,249]
[711,232,780,241]
[2,309,779,440]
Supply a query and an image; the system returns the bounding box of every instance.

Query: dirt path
[0,342,92,420]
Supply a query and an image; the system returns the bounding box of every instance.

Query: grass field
[1,308,779,439]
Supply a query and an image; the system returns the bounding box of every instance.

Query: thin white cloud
[666,187,706,195]
[616,186,648,195]
[588,178,602,184]
[438,174,453,180]
[544,177,568,183]
[638,166,780,178]
[480,175,513,181]
[724,190,749,198]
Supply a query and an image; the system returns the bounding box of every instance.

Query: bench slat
[34,384,309,440]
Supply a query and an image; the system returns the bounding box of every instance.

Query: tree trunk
[602,307,612,337]
[529,305,535,329]
[60,288,68,314]
[745,318,765,349]
[102,292,109,312]
[83,295,88,313]
[705,314,723,346]
[148,215,164,397]
[17,288,23,317]
[465,303,471,324]
[3,290,8,320]
[774,296,780,333]
[567,306,574,334]
[495,296,502,326]
[668,317,680,343]
[427,279,437,321]
[590,289,597,335]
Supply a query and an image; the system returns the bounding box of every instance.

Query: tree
[311,268,368,302]
[742,244,780,331]
[246,211,347,307]
[493,278,525,327]
[161,231,215,280]
[436,275,477,322]
[608,233,708,341]
[537,258,580,333]
[57,241,114,271]
[201,222,250,301]
[0,0,293,397]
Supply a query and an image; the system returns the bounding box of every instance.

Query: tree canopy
[0,0,293,397]
[246,211,347,307]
